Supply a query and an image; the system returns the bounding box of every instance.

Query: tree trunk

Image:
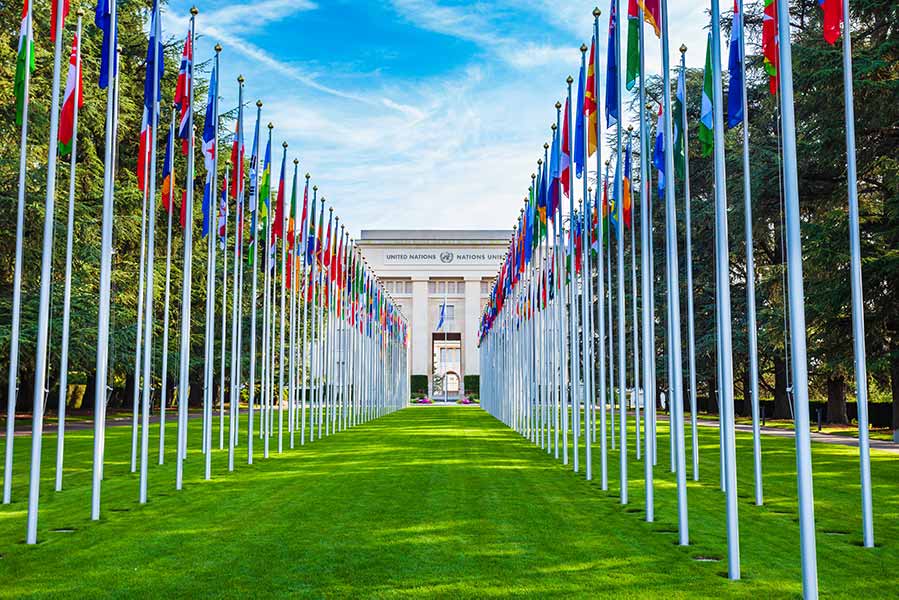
[773,354,791,418]
[826,373,847,424]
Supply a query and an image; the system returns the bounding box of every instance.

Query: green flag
[674,63,686,179]
[698,33,714,158]
[15,3,34,126]
[625,0,640,91]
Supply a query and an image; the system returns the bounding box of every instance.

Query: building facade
[357,230,510,398]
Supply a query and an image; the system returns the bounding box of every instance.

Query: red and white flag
[58,33,82,156]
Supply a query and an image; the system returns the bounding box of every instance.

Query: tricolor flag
[15,1,34,126]
[623,133,632,228]
[537,158,547,231]
[561,97,571,198]
[161,120,174,212]
[51,0,70,41]
[273,149,286,240]
[94,0,116,89]
[726,0,744,129]
[585,35,598,158]
[762,0,780,95]
[699,33,714,157]
[58,34,83,155]
[548,123,560,219]
[231,118,244,200]
[605,0,619,128]
[637,0,661,37]
[299,175,310,249]
[609,159,620,235]
[574,60,586,179]
[287,166,298,250]
[174,29,193,154]
[201,64,217,239]
[819,0,842,45]
[322,213,333,269]
[138,0,164,192]
[258,137,272,230]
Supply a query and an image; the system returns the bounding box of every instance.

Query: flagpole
[91,2,118,520]
[138,5,166,502]
[228,78,245,472]
[839,0,874,549]
[288,161,300,448]
[776,0,820,593]
[678,48,699,482]
[215,163,228,471]
[25,0,67,543]
[626,126,640,463]
[278,143,289,453]
[55,12,84,492]
[160,109,176,464]
[247,101,262,464]
[176,7,199,491]
[565,77,579,474]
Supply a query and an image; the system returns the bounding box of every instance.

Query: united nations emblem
[440,252,454,264]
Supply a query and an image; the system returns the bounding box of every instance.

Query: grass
[0,406,897,598]
[696,412,896,442]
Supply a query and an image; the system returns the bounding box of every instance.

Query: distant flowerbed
[412,397,434,404]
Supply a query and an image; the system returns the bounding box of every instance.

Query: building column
[464,278,481,388]
[411,277,429,382]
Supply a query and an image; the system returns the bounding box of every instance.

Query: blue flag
[95,0,117,89]
[549,125,560,219]
[574,60,586,178]
[143,0,163,111]
[727,1,744,129]
[652,104,666,200]
[604,0,619,128]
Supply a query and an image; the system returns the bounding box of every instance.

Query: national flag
[561,97,571,198]
[161,120,174,212]
[652,102,666,199]
[299,176,310,249]
[762,0,780,95]
[609,159,620,236]
[15,1,34,125]
[174,29,193,154]
[819,0,842,45]
[305,194,318,265]
[200,65,217,239]
[548,124,560,219]
[623,134,632,228]
[322,212,333,269]
[537,157,547,231]
[258,136,272,229]
[625,0,640,91]
[601,163,610,243]
[138,1,163,192]
[574,60,586,178]
[95,0,116,89]
[727,0,744,129]
[585,35,598,158]
[273,148,286,239]
[605,0,619,128]
[674,63,686,179]
[51,0,70,41]
[58,34,83,155]
[287,165,298,250]
[699,33,714,157]
[247,116,259,204]
[231,121,244,201]
[637,0,662,37]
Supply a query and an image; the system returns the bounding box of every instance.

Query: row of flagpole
[3,1,409,547]
[478,1,873,598]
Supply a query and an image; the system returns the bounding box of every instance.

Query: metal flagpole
[228,82,246,471]
[776,0,819,593]
[176,8,198,491]
[288,161,300,448]
[55,13,84,491]
[261,130,273,457]
[593,8,608,489]
[565,78,579,474]
[278,143,289,453]
[299,177,311,444]
[131,119,150,474]
[215,163,229,474]
[839,0,874,548]
[3,0,33,505]
[710,0,737,571]
[25,0,65,542]
[91,1,119,520]
[247,101,262,464]
[661,0,688,545]
[160,109,176,464]
[139,6,166,502]
[627,126,641,463]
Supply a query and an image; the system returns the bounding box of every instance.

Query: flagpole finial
[531,173,536,180]
[268,122,274,130]
[237,75,244,85]
[537,159,543,166]
[555,101,562,109]
[282,141,288,149]
[645,102,653,111]
[551,124,557,131]
[215,44,222,53]
[580,44,588,53]
[314,186,318,192]
[680,44,687,54]
[256,100,263,108]
[190,7,199,16]
[627,124,634,132]
[294,158,299,165]
[543,142,549,149]
[593,7,601,17]
[77,8,84,16]
[566,76,574,84]
[588,187,592,193]
[305,173,310,179]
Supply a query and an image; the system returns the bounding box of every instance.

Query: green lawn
[0,406,896,598]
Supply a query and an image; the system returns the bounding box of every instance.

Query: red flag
[51,0,69,41]
[58,34,82,155]
[561,97,571,198]
[230,121,244,199]
[585,35,598,158]
[819,0,842,45]
[174,30,193,154]
[763,0,780,95]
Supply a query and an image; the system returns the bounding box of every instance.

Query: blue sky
[164,1,712,236]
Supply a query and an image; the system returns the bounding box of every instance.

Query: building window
[445,304,455,321]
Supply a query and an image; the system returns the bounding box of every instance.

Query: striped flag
[51,0,69,40]
[58,34,83,155]
[15,1,34,125]
[138,0,163,192]
[174,29,193,154]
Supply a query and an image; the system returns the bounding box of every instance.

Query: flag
[625,0,640,90]
[247,117,259,204]
[273,149,286,239]
[699,33,714,158]
[436,297,447,331]
[137,1,162,192]
[548,124,560,219]
[231,121,244,201]
[287,166,298,250]
[58,34,83,155]
[322,212,333,268]
[218,175,228,250]
[610,160,620,235]
[637,0,662,37]
[161,121,174,212]
[762,0,780,95]
[652,102,666,199]
[727,0,744,129]
[601,164,610,243]
[623,134,632,228]
[574,60,586,178]
[259,137,272,229]
[51,0,69,41]
[674,63,686,179]
[561,98,571,198]
[200,64,217,239]
[819,0,842,45]
[299,176,310,248]
[605,0,619,128]
[95,0,116,89]
[585,35,598,158]
[15,1,34,125]
[537,157,547,231]
[174,29,193,154]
